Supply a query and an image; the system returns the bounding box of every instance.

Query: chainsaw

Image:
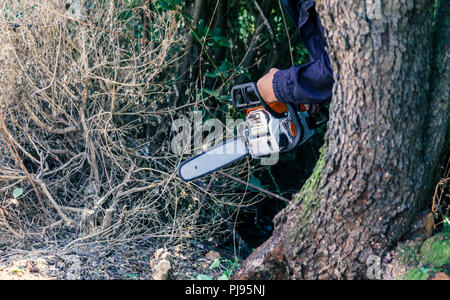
[178,82,328,182]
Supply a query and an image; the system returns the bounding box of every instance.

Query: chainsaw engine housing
[244,108,314,158]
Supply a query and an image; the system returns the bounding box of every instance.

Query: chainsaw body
[232,83,314,159]
[178,82,326,182]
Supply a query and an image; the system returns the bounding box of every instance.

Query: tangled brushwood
[0,0,263,247]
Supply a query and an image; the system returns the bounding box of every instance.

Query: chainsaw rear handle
[281,102,304,153]
[231,82,286,119]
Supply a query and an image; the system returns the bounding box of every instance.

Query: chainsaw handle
[281,103,304,153]
[231,82,286,119]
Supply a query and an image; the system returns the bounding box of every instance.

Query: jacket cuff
[273,69,293,103]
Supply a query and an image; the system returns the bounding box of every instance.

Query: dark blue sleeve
[274,0,334,104]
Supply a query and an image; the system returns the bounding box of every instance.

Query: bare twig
[194,172,216,218]
[254,0,275,42]
[0,205,25,238]
[22,98,79,135]
[0,0,267,245]
[0,111,50,224]
[217,170,290,203]
[278,0,294,66]
[35,179,75,226]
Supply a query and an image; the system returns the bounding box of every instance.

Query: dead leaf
[205,251,220,261]
[424,212,435,238]
[431,272,450,280]
[6,198,19,206]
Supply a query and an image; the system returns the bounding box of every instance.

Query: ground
[0,199,448,280]
[0,237,242,280]
[1,230,448,280]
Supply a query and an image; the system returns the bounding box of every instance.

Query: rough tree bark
[235,0,449,280]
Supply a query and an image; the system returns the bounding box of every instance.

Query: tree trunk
[175,0,207,106]
[235,0,449,280]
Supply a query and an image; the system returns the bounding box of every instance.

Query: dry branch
[0,0,263,246]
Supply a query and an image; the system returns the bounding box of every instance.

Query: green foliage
[398,232,449,280]
[236,5,257,40]
[296,145,326,207]
[183,0,310,117]
[398,242,422,266]
[209,258,221,270]
[248,176,267,192]
[127,273,138,279]
[284,145,326,239]
[196,20,230,48]
[12,188,23,199]
[217,273,229,280]
[124,0,141,7]
[195,256,239,280]
[444,217,450,233]
[403,267,431,280]
[205,60,249,81]
[157,0,183,11]
[196,274,213,280]
[433,0,440,20]
[419,233,450,267]
[2,3,36,21]
[219,257,239,280]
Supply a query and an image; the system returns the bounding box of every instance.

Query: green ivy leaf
[218,273,229,280]
[236,67,251,80]
[219,95,231,102]
[443,217,449,234]
[212,35,231,48]
[240,176,269,193]
[209,258,221,270]
[197,19,207,38]
[205,71,220,78]
[196,274,213,280]
[248,176,264,192]
[157,0,180,11]
[201,88,221,98]
[218,60,232,73]
[13,188,23,199]
[182,12,193,22]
